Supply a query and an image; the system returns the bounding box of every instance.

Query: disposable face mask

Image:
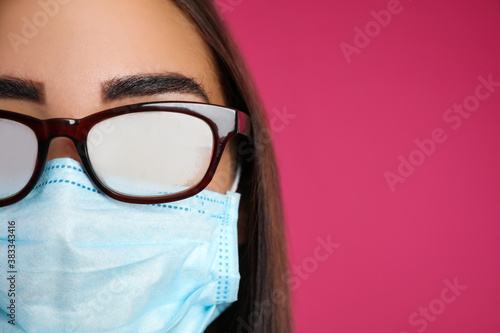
[0,158,240,333]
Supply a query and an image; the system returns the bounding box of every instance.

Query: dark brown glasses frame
[0,101,251,207]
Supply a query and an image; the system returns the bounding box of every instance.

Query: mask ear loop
[229,162,241,193]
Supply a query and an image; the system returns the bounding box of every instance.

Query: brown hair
[170,0,293,332]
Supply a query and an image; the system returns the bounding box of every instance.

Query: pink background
[223,0,500,332]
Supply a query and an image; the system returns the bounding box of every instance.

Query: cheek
[205,141,238,194]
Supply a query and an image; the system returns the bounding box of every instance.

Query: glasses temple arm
[237,111,252,137]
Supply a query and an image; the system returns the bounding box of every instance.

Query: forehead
[0,0,222,113]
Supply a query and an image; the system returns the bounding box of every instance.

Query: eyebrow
[102,74,209,103]
[0,73,209,105]
[0,77,45,103]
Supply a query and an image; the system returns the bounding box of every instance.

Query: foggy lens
[0,120,38,199]
[87,112,214,197]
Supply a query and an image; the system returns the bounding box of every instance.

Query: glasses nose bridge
[43,118,82,142]
[42,118,86,163]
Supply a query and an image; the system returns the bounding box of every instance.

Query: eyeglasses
[0,101,251,207]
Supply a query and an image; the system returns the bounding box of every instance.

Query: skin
[0,0,237,195]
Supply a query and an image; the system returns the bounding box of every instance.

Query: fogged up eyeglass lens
[0,120,38,199]
[87,112,214,197]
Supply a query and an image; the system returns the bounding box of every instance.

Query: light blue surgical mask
[0,158,240,332]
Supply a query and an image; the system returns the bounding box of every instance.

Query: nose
[46,137,83,163]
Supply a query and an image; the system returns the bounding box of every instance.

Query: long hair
[170,1,293,332]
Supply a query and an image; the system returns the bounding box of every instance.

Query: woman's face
[0,0,237,194]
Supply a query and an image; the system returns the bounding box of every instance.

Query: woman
[0,0,292,332]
